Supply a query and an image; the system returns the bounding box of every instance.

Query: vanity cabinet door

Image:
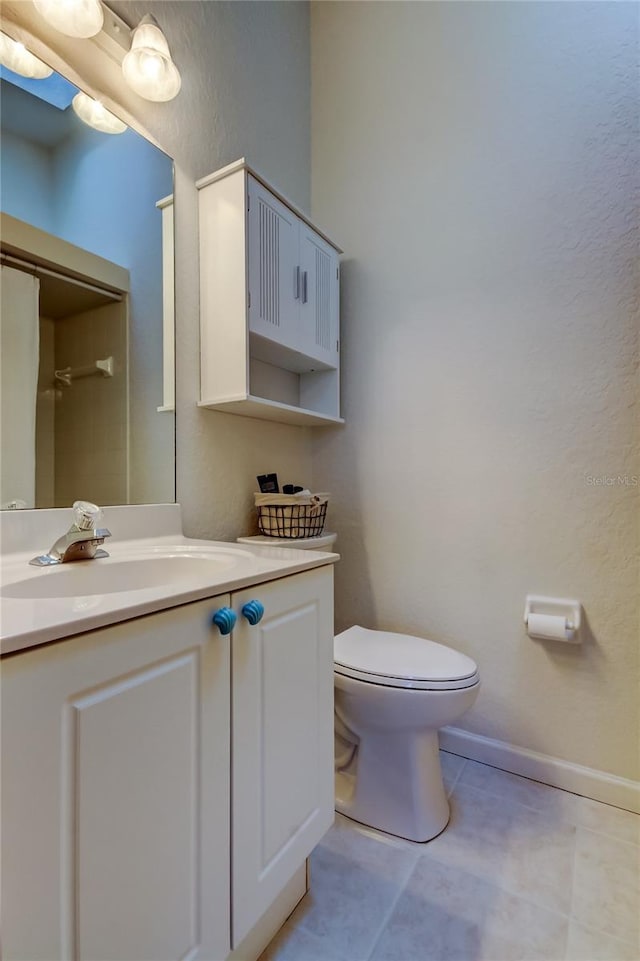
[231,567,335,947]
[1,596,231,961]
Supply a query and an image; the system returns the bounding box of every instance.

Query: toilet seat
[334,625,479,691]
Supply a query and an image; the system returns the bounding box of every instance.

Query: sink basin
[1,546,250,599]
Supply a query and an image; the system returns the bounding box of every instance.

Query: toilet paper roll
[527,612,571,641]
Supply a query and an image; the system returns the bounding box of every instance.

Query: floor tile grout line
[338,793,599,930]
[417,846,577,928]
[295,903,351,959]
[293,922,353,961]
[563,822,581,960]
[452,778,640,847]
[344,799,581,906]
[295,825,419,958]
[568,917,640,950]
[361,848,422,961]
[361,836,578,958]
[453,774,563,816]
[450,754,638,815]
[296,811,638,961]
[444,756,467,795]
[576,822,640,850]
[340,823,597,959]
[451,756,640,817]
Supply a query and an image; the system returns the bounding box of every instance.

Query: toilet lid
[334,626,479,690]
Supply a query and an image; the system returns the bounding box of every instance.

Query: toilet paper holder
[524,595,582,643]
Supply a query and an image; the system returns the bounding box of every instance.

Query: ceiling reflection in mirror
[0,61,175,510]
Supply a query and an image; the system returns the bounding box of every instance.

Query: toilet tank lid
[334,626,478,683]
[236,532,337,550]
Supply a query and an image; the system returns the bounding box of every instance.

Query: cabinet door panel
[261,602,322,864]
[299,225,340,369]
[232,568,334,947]
[1,597,230,961]
[75,655,198,961]
[247,176,300,353]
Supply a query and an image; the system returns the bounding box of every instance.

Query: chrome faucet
[29,501,111,567]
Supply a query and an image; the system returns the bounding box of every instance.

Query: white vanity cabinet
[1,566,334,961]
[2,595,231,961]
[197,159,343,427]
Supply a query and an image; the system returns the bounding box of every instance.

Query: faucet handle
[72,500,103,530]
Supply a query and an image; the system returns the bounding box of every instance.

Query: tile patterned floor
[261,752,640,961]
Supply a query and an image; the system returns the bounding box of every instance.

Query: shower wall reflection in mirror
[0,62,175,510]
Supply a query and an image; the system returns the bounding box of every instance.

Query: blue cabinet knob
[242,600,265,625]
[211,606,237,635]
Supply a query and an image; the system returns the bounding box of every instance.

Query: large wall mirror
[0,58,175,510]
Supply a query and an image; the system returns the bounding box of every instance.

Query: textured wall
[311,1,639,779]
[110,0,315,539]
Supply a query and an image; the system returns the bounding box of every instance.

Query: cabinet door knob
[211,606,237,635]
[241,600,265,625]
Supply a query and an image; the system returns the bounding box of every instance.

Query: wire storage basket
[254,493,329,538]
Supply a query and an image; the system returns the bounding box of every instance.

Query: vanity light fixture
[12,3,181,103]
[0,32,53,78]
[33,0,104,39]
[72,91,127,134]
[121,14,181,102]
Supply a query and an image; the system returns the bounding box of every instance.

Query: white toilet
[334,626,480,842]
[238,532,479,843]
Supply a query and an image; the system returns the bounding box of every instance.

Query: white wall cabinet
[198,159,343,427]
[1,566,334,961]
[247,176,340,371]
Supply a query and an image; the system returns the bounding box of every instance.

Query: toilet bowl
[236,533,479,843]
[334,626,480,842]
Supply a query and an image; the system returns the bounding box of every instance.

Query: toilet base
[334,728,450,842]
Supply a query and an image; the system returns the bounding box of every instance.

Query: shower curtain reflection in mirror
[0,266,40,508]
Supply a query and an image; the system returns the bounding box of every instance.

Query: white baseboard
[439,726,640,815]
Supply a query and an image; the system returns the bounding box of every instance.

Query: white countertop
[1,514,338,656]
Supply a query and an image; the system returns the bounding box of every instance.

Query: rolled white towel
[254,491,329,508]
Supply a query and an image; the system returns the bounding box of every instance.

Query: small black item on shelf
[257,473,279,494]
[282,484,304,494]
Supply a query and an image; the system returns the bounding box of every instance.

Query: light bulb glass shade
[122,16,181,102]
[72,92,126,134]
[33,0,104,39]
[0,33,53,78]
